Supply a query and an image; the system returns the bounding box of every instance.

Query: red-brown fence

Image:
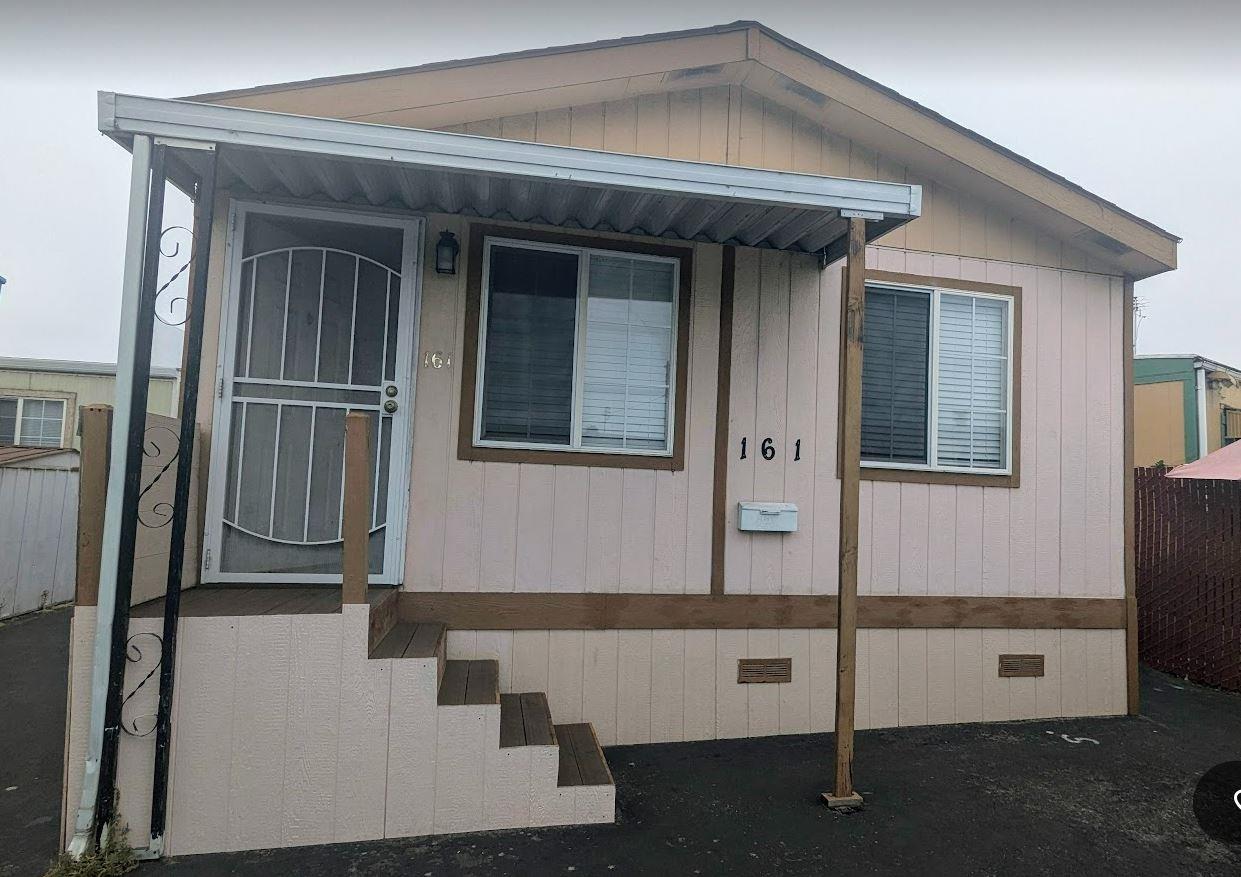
[1135,467,1241,691]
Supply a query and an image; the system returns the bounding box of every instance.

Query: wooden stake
[342,411,372,605]
[75,405,112,608]
[825,217,867,810]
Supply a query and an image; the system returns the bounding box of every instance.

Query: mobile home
[64,21,1176,858]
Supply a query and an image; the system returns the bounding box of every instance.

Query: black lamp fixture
[435,231,460,275]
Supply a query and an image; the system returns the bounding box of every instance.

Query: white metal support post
[69,134,154,856]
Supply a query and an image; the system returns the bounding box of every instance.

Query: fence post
[342,412,372,606]
[76,405,113,608]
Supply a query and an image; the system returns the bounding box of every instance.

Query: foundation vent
[737,658,792,684]
[998,654,1045,678]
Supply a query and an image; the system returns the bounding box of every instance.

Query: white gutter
[1195,361,1209,460]
[69,134,154,855]
[98,92,922,220]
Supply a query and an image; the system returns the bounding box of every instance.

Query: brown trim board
[710,246,736,595]
[75,404,112,607]
[1123,278,1138,715]
[397,593,1126,631]
[857,269,1023,489]
[457,222,693,470]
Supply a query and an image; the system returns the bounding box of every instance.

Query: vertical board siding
[0,466,77,619]
[402,86,1125,598]
[445,626,1124,746]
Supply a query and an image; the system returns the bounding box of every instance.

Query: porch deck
[130,586,393,618]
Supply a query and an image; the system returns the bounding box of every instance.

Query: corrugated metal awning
[99,92,921,260]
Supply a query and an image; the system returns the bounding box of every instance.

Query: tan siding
[442,86,1098,272]
[1133,381,1186,467]
[441,627,1131,744]
[0,368,177,450]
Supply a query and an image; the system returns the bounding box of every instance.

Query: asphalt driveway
[4,605,1239,876]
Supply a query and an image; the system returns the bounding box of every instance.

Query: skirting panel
[446,627,1128,746]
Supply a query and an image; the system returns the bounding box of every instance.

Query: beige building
[0,356,179,450]
[1134,354,1241,466]
[65,22,1178,858]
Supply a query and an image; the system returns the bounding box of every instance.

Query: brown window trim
[457,222,693,471]
[858,269,1023,489]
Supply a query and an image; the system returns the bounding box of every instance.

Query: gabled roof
[185,20,1178,279]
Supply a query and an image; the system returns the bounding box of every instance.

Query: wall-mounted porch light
[435,231,460,275]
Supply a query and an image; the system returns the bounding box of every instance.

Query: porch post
[148,147,218,851]
[70,135,164,853]
[75,405,113,608]
[824,216,867,810]
[342,411,373,605]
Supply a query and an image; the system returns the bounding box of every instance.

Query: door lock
[384,385,398,397]
[383,400,398,413]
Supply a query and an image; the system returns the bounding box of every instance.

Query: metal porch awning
[99,92,920,261]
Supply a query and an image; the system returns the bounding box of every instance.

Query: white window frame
[0,396,67,448]
[473,236,681,458]
[860,281,1014,476]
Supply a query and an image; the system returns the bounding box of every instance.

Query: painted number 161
[740,437,801,461]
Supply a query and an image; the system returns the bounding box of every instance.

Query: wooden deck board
[406,622,445,658]
[438,660,469,706]
[564,723,612,786]
[130,586,394,618]
[464,659,498,705]
[519,692,555,746]
[555,723,582,786]
[499,694,525,747]
[370,622,418,659]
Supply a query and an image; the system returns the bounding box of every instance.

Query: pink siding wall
[852,250,1126,599]
[405,240,722,594]
[405,239,1125,599]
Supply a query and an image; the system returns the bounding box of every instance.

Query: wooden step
[499,693,557,748]
[369,621,446,659]
[437,659,499,706]
[554,723,613,788]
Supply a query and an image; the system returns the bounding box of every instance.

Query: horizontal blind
[479,245,579,444]
[935,293,1008,469]
[861,287,930,464]
[17,399,64,448]
[0,398,16,445]
[581,255,676,451]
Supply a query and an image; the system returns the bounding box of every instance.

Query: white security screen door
[204,203,421,583]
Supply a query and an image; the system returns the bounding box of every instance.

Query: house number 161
[739,437,801,461]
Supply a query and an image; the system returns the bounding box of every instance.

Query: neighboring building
[1134,354,1241,466]
[0,356,179,450]
[67,22,1178,857]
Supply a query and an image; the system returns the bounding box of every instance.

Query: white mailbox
[737,502,798,533]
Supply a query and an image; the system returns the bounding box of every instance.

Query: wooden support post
[1123,278,1139,715]
[342,411,372,605]
[75,405,112,608]
[824,217,867,810]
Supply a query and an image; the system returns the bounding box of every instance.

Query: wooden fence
[1135,467,1241,691]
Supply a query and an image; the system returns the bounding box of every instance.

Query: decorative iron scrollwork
[120,632,163,737]
[155,225,193,327]
[137,424,180,529]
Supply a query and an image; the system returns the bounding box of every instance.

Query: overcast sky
[2,1,1239,366]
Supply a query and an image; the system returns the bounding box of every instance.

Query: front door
[203,202,422,583]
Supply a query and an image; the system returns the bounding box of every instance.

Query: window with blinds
[0,396,66,448]
[861,283,1012,473]
[861,288,930,464]
[476,239,679,456]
